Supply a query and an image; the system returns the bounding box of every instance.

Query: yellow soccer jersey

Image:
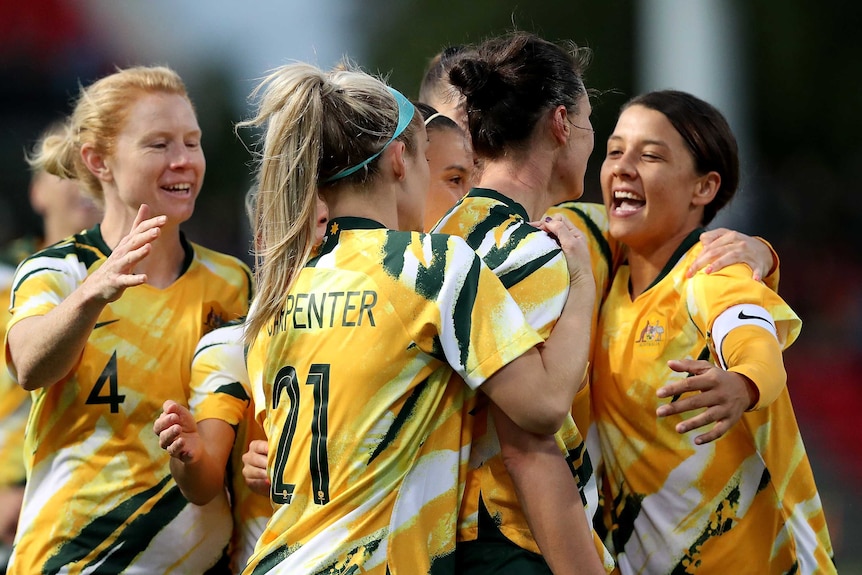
[189,320,273,573]
[592,229,835,575]
[6,226,252,575]
[547,201,625,435]
[244,217,543,575]
[435,189,614,572]
[0,272,29,488]
[0,238,41,489]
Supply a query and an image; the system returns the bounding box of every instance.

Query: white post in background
[636,0,754,230]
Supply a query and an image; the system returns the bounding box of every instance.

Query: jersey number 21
[271,364,331,506]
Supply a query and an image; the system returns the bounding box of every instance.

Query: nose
[611,152,636,178]
[170,149,189,169]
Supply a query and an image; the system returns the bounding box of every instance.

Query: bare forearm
[538,278,595,409]
[496,407,605,575]
[168,418,234,505]
[169,452,227,505]
[8,289,106,390]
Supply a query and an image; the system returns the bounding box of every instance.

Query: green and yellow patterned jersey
[434,190,615,571]
[6,225,252,575]
[0,269,28,488]
[546,202,625,437]
[189,320,273,573]
[0,237,41,488]
[244,217,543,575]
[592,229,835,575]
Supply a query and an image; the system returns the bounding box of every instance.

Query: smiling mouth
[162,183,192,194]
[612,190,645,213]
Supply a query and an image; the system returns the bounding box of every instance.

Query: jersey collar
[88,224,194,275]
[317,216,386,257]
[638,227,704,294]
[466,188,530,221]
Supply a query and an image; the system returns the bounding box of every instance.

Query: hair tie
[322,87,415,184]
[423,112,444,126]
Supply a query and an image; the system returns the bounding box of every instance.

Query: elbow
[16,368,41,392]
[517,404,568,436]
[15,365,61,392]
[174,474,222,506]
[181,486,219,506]
[500,430,559,475]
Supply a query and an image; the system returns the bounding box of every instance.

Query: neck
[100,208,186,289]
[626,226,697,298]
[324,183,400,230]
[41,218,76,247]
[478,157,558,221]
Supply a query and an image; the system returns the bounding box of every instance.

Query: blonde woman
[6,66,251,573]
[238,62,594,574]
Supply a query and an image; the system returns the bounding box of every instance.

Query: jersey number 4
[85,351,126,413]
[271,363,331,506]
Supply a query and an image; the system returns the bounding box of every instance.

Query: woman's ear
[692,171,721,206]
[550,105,569,145]
[81,143,112,183]
[388,141,408,181]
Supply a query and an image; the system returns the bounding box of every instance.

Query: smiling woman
[591,90,837,574]
[4,66,251,573]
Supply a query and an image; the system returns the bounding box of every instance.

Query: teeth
[164,183,191,191]
[614,190,642,201]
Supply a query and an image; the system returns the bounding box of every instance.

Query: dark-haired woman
[591,90,836,574]
[435,32,613,575]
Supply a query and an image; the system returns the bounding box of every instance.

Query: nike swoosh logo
[94,319,119,329]
[737,310,771,325]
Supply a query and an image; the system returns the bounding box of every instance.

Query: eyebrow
[607,135,669,148]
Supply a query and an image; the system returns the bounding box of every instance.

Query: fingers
[534,215,579,245]
[693,420,731,445]
[534,216,593,288]
[688,228,738,277]
[656,390,708,417]
[659,360,713,399]
[248,439,269,457]
[131,204,152,231]
[242,441,271,496]
[90,215,167,302]
[657,362,749,444]
[688,229,770,281]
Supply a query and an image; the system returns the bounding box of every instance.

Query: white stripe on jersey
[711,304,777,369]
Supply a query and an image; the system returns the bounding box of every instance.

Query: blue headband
[321,87,415,184]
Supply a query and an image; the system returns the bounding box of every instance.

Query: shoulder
[189,243,253,285]
[381,230,482,273]
[190,243,251,274]
[195,320,245,353]
[549,202,608,233]
[14,235,100,287]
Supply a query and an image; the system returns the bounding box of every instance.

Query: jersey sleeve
[430,235,543,390]
[686,261,801,408]
[687,261,801,351]
[188,322,251,426]
[4,247,88,381]
[7,247,87,330]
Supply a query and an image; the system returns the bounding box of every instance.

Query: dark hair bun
[449,58,500,106]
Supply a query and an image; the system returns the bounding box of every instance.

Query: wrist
[739,373,759,410]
